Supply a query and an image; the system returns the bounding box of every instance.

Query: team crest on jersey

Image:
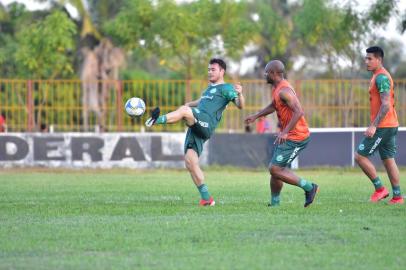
[276,155,284,162]
[210,88,217,94]
[358,144,365,151]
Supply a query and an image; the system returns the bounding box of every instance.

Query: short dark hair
[209,58,226,71]
[366,46,384,59]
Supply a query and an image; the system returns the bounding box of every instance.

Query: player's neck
[210,79,225,86]
[272,78,284,88]
[372,65,383,74]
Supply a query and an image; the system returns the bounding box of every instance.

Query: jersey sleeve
[221,84,238,102]
[375,74,390,93]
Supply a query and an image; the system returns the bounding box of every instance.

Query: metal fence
[0,79,405,132]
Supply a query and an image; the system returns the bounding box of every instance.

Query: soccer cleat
[304,183,319,207]
[388,196,404,205]
[369,187,389,202]
[199,196,215,206]
[267,202,280,207]
[145,107,161,127]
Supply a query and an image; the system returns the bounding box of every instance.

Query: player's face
[264,68,274,84]
[208,63,224,83]
[365,53,381,71]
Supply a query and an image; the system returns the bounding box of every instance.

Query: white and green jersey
[196,83,238,131]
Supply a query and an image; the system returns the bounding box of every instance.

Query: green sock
[372,177,383,190]
[197,184,210,200]
[299,178,313,192]
[270,192,280,206]
[156,115,167,124]
[392,185,401,197]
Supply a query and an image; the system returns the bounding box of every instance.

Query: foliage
[0,3,49,77]
[367,0,397,26]
[246,0,367,77]
[0,0,405,79]
[14,10,77,79]
[248,0,295,68]
[105,0,255,79]
[103,0,153,50]
[294,0,365,76]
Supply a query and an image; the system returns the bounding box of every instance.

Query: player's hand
[234,82,243,96]
[244,115,257,124]
[275,132,288,145]
[365,125,376,138]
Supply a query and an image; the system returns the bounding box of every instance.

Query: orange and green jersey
[272,80,309,142]
[369,67,398,128]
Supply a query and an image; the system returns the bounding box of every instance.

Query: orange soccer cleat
[369,187,389,202]
[199,196,215,206]
[388,196,404,205]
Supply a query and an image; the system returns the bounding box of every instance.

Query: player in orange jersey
[355,46,403,204]
[245,60,318,207]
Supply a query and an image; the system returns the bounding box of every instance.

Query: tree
[15,10,77,79]
[105,0,255,80]
[36,0,100,40]
[246,0,297,74]
[245,0,366,78]
[294,0,365,77]
[0,2,53,77]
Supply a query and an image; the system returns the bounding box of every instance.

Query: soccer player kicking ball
[355,46,403,204]
[145,58,245,206]
[245,60,318,207]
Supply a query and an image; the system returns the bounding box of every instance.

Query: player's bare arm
[365,91,390,138]
[185,98,201,107]
[276,88,304,144]
[233,82,245,109]
[244,101,276,124]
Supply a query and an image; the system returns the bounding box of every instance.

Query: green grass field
[0,168,405,270]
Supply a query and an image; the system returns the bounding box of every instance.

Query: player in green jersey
[145,58,245,206]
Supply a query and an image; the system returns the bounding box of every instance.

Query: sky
[1,0,49,10]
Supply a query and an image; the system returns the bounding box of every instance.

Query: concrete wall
[0,133,203,169]
[0,129,405,168]
[210,128,406,168]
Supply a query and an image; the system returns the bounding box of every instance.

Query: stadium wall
[0,133,207,169]
[0,128,405,168]
[209,128,406,168]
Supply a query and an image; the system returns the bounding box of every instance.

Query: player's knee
[269,165,282,177]
[179,105,190,114]
[354,152,362,164]
[184,155,195,170]
[184,156,192,170]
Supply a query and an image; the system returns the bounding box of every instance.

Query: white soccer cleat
[145,117,155,127]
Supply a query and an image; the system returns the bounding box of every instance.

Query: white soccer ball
[125,97,146,117]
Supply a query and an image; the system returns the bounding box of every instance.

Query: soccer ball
[125,97,146,117]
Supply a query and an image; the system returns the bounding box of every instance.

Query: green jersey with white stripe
[196,83,238,131]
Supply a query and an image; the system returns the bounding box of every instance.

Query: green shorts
[184,108,213,156]
[270,137,310,168]
[357,127,398,160]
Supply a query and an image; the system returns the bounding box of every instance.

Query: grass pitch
[0,168,405,270]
